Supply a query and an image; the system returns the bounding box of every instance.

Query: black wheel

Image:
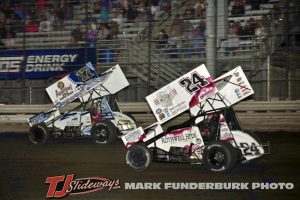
[91,120,117,144]
[126,144,152,172]
[202,140,238,172]
[28,124,49,144]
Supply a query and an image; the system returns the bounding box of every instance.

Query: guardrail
[0,101,299,133]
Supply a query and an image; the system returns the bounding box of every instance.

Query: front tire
[28,124,50,144]
[126,144,152,172]
[91,121,117,144]
[202,140,238,172]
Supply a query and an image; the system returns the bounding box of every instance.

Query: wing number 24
[179,72,209,94]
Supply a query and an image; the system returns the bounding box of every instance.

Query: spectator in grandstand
[4,7,20,28]
[150,0,160,19]
[183,27,194,58]
[41,5,55,25]
[126,5,138,21]
[223,27,239,56]
[261,15,270,32]
[63,1,74,20]
[191,28,205,57]
[97,22,109,40]
[80,1,94,14]
[155,29,169,49]
[171,14,184,35]
[70,24,83,44]
[167,30,181,58]
[111,10,124,26]
[240,18,256,37]
[255,20,266,44]
[194,0,205,18]
[134,10,146,28]
[100,7,110,23]
[231,0,245,16]
[182,20,193,35]
[95,0,111,23]
[111,0,123,9]
[197,19,206,37]
[110,21,119,36]
[82,12,97,30]
[249,0,261,10]
[11,14,24,33]
[55,7,64,31]
[38,0,46,12]
[183,3,195,19]
[160,0,172,15]
[39,14,52,32]
[232,21,242,35]
[25,18,39,32]
[13,4,24,20]
[1,29,15,49]
[98,0,112,10]
[105,28,117,40]
[85,23,98,47]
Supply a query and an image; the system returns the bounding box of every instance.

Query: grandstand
[0,0,299,104]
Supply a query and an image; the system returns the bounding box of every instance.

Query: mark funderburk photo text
[124,182,294,190]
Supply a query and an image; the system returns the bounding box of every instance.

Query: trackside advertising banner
[0,48,96,79]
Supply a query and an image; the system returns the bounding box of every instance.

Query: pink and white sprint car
[121,64,269,172]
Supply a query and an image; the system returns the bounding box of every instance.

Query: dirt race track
[0,131,299,200]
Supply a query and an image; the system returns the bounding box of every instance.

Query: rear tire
[91,120,117,144]
[126,144,152,172]
[202,140,238,172]
[28,124,49,145]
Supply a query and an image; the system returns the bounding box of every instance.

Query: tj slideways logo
[45,174,120,198]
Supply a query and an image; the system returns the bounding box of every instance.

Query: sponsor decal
[28,112,48,125]
[0,56,24,73]
[154,87,177,107]
[124,127,146,148]
[234,71,251,98]
[124,128,143,143]
[161,130,197,145]
[234,88,242,99]
[100,97,114,120]
[45,174,120,198]
[55,82,73,100]
[159,112,165,120]
[156,108,162,114]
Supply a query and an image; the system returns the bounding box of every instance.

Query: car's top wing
[146,64,217,124]
[79,64,129,102]
[46,62,129,109]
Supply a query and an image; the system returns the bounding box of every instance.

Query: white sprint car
[122,64,269,172]
[28,62,137,144]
